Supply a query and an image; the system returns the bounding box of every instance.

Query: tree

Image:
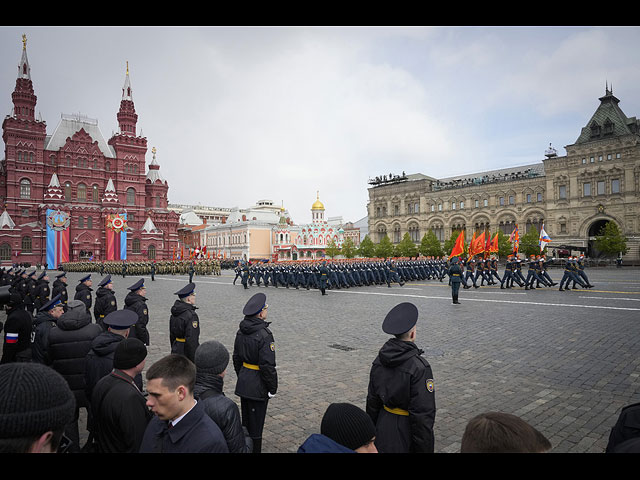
[496,230,513,258]
[518,227,540,257]
[358,235,376,258]
[595,221,628,257]
[341,237,357,258]
[419,231,444,257]
[375,234,395,259]
[325,239,341,258]
[396,232,418,258]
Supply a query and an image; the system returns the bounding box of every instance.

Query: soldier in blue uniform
[574,255,594,289]
[318,261,329,295]
[386,260,404,287]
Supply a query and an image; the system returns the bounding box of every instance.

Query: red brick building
[0,35,179,266]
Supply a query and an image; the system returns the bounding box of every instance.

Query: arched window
[92,185,99,202]
[78,216,84,229]
[77,183,87,201]
[21,236,32,253]
[0,243,11,261]
[147,244,156,260]
[126,187,135,206]
[64,182,72,202]
[132,238,141,253]
[105,161,111,172]
[87,217,93,229]
[20,179,31,199]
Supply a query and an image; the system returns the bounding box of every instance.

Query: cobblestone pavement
[3,266,639,453]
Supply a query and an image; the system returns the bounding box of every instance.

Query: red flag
[490,233,499,253]
[450,230,465,258]
[471,231,485,257]
[468,231,477,258]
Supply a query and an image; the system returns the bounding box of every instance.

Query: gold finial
[152,147,156,155]
[126,61,129,75]
[22,34,27,50]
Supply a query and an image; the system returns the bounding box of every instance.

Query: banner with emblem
[106,213,128,261]
[46,209,70,269]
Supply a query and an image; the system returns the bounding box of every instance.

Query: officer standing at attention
[124,279,150,346]
[52,272,69,308]
[318,260,329,295]
[169,282,200,362]
[232,292,277,454]
[366,302,436,453]
[447,256,463,304]
[94,275,117,330]
[74,274,93,313]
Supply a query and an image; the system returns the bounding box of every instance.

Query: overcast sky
[1,26,639,224]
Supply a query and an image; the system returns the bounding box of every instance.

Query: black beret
[103,309,138,329]
[98,275,112,287]
[243,293,267,316]
[127,278,144,291]
[175,283,195,298]
[382,302,418,335]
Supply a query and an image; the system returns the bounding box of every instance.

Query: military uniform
[124,279,150,345]
[94,275,118,330]
[448,257,464,304]
[169,283,200,362]
[74,274,93,313]
[366,303,436,453]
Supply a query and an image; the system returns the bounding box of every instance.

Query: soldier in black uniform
[232,293,277,454]
[124,279,150,346]
[94,275,118,330]
[366,302,436,453]
[33,271,51,314]
[318,261,329,295]
[169,282,200,362]
[74,274,93,313]
[150,261,156,281]
[52,272,69,308]
[448,256,464,304]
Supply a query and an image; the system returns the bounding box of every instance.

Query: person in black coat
[47,299,102,452]
[124,278,150,345]
[232,292,277,454]
[169,283,200,362]
[51,272,69,308]
[74,274,93,313]
[447,256,464,304]
[94,275,117,330]
[195,340,252,453]
[31,294,64,364]
[85,310,142,404]
[90,338,153,453]
[33,271,51,313]
[0,292,33,364]
[366,302,436,453]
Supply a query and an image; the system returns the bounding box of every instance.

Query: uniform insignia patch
[426,379,434,393]
[270,342,275,351]
[143,309,148,315]
[87,295,91,299]
[111,300,115,306]
[192,321,198,328]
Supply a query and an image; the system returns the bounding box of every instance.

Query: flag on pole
[46,209,70,269]
[471,231,485,257]
[509,224,520,253]
[468,231,477,258]
[106,213,127,261]
[490,233,499,253]
[539,224,551,252]
[450,230,465,258]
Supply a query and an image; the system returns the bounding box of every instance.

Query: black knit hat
[0,363,75,439]
[113,338,147,370]
[194,340,229,375]
[320,403,376,451]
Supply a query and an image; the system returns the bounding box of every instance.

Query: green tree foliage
[358,235,376,258]
[375,234,395,259]
[419,231,444,257]
[518,227,540,257]
[397,232,418,258]
[496,230,513,258]
[341,237,357,258]
[325,239,341,258]
[595,221,628,257]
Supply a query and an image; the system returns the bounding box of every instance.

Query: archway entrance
[587,219,610,258]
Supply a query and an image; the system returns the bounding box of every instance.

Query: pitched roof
[574,88,640,145]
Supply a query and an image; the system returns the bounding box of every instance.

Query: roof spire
[122,61,133,101]
[18,33,31,80]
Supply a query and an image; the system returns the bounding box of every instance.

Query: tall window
[0,243,11,261]
[92,185,99,202]
[126,187,135,206]
[597,181,605,195]
[65,182,72,201]
[583,182,591,196]
[21,236,32,253]
[612,179,620,194]
[148,244,156,260]
[20,179,31,199]
[132,238,141,253]
[559,185,567,199]
[77,183,87,201]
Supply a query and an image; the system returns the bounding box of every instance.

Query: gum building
[367,86,640,261]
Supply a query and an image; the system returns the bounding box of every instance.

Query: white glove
[268,392,276,399]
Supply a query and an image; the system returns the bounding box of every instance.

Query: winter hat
[0,362,75,439]
[320,403,376,451]
[194,340,230,375]
[113,338,147,370]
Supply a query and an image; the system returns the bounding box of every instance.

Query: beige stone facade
[367,88,640,261]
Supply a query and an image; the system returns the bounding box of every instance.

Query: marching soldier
[169,282,200,362]
[448,256,464,304]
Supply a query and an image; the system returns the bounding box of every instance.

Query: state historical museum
[0,36,179,267]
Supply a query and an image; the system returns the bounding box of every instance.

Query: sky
[1,26,640,225]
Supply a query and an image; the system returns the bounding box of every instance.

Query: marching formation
[60,259,222,277]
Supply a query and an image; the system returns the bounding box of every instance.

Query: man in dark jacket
[33,271,51,313]
[366,302,436,453]
[232,292,277,454]
[140,354,228,453]
[51,272,69,308]
[23,271,37,314]
[94,274,117,330]
[31,294,64,364]
[91,338,153,453]
[85,309,142,403]
[124,278,150,345]
[0,292,33,364]
[195,340,252,453]
[447,256,464,304]
[47,299,102,452]
[169,282,200,362]
[74,274,93,313]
